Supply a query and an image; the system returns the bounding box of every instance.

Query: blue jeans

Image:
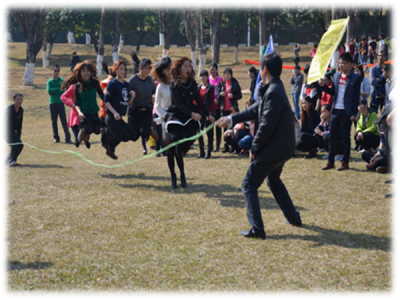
[238,134,253,150]
[292,93,300,119]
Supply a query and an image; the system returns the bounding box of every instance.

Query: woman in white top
[152,56,183,188]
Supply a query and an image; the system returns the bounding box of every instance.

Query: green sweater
[74,79,103,115]
[356,111,380,136]
[47,77,64,104]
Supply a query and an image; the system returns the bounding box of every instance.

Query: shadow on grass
[8,260,54,271]
[116,180,307,211]
[17,164,70,169]
[268,224,390,252]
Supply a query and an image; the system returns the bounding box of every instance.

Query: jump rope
[6,123,215,169]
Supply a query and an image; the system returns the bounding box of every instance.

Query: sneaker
[9,160,17,167]
[65,139,74,144]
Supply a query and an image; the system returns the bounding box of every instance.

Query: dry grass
[6,42,392,292]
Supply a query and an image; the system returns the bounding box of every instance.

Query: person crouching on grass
[6,93,24,167]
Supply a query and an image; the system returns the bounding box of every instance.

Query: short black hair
[339,52,353,64]
[248,66,257,76]
[294,65,301,71]
[200,70,209,77]
[13,92,23,99]
[260,52,282,78]
[321,104,332,112]
[223,67,233,76]
[359,99,368,106]
[303,64,310,75]
[323,73,332,82]
[53,64,60,70]
[383,63,392,73]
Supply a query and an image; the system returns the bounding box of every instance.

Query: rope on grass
[7,124,215,169]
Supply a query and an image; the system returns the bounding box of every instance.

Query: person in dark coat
[69,52,81,72]
[6,93,24,166]
[216,52,302,240]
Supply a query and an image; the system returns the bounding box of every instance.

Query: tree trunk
[118,34,124,54]
[182,8,197,68]
[6,32,13,42]
[85,33,91,45]
[210,8,221,65]
[42,36,48,68]
[12,9,46,85]
[112,8,120,63]
[67,31,76,44]
[191,51,196,71]
[197,10,208,75]
[234,46,238,64]
[97,7,106,76]
[48,43,54,60]
[346,7,360,45]
[259,8,266,59]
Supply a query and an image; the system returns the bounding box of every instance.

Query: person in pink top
[60,85,80,143]
[208,63,224,152]
[217,67,242,153]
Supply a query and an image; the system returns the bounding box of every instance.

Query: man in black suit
[216,52,302,240]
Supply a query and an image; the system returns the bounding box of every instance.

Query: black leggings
[80,113,102,135]
[128,108,153,141]
[167,120,199,155]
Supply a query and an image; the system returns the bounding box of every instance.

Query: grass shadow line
[268,224,390,252]
[8,261,54,271]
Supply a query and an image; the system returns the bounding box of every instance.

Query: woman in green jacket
[354,99,380,152]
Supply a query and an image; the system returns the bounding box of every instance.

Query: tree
[345,6,360,45]
[60,9,102,54]
[259,7,266,59]
[97,7,106,76]
[45,9,66,61]
[182,8,198,69]
[112,8,120,62]
[11,8,47,85]
[222,9,252,63]
[158,8,181,56]
[197,9,209,75]
[210,8,222,65]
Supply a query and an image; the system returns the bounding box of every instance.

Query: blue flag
[253,35,275,102]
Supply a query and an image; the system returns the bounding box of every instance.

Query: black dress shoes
[240,228,266,240]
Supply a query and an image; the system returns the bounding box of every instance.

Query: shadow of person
[268,224,390,252]
[8,261,54,271]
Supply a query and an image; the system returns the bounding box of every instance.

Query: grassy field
[5,42,392,293]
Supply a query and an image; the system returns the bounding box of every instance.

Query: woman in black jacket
[197,70,215,159]
[165,57,214,188]
[217,67,242,152]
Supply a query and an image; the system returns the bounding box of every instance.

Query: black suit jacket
[231,77,295,162]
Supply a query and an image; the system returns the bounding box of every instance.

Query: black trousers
[329,109,351,164]
[128,108,153,141]
[50,103,70,141]
[198,116,214,153]
[354,132,380,150]
[105,114,136,142]
[242,158,301,233]
[7,132,24,163]
[370,96,385,114]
